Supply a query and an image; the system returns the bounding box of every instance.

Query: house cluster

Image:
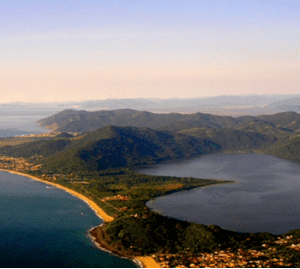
[41,173,79,182]
[275,235,300,251]
[41,174,60,181]
[151,235,300,268]
[101,195,131,202]
[15,131,80,138]
[0,155,42,171]
[15,132,58,138]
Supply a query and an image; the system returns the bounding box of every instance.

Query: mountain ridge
[0,125,221,173]
[3,109,300,173]
[38,109,300,134]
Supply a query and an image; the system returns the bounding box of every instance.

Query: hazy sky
[0,0,299,103]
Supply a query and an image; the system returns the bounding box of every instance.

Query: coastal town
[0,155,43,171]
[151,236,300,268]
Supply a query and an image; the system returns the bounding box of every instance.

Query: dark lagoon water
[0,171,136,268]
[138,153,300,234]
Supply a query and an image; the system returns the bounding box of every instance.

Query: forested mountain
[0,138,71,158]
[178,128,277,151]
[256,112,300,131]
[265,136,300,162]
[38,109,241,132]
[38,109,300,134]
[0,125,220,173]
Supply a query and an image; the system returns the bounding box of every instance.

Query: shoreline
[88,225,136,263]
[0,169,160,268]
[0,169,114,222]
[88,225,146,268]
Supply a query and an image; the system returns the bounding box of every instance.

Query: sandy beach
[0,169,160,268]
[135,257,161,268]
[0,169,114,222]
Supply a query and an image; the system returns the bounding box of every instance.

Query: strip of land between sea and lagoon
[3,165,300,268]
[0,168,160,268]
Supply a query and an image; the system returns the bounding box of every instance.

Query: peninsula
[1,153,300,267]
[0,158,226,268]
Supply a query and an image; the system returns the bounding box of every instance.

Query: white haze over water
[0,115,50,137]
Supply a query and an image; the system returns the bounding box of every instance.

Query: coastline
[0,169,114,222]
[0,169,160,268]
[88,225,152,268]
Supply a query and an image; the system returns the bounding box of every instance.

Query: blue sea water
[0,171,136,268]
[0,115,49,135]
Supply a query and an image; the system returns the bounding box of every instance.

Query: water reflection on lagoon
[138,153,300,234]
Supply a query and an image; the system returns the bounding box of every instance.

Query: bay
[138,153,300,234]
[0,115,49,137]
[0,171,136,268]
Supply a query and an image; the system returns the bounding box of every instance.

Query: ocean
[0,171,136,267]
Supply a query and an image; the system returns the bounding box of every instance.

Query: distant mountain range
[2,94,300,117]
[38,108,300,134]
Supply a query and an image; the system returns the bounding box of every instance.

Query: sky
[0,0,299,103]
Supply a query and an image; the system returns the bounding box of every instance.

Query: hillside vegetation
[36,109,300,163]
[0,125,220,173]
[39,109,300,134]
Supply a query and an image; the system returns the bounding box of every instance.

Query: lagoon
[138,153,300,234]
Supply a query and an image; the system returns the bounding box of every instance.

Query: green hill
[38,109,247,132]
[0,125,220,173]
[38,109,300,140]
[44,125,220,173]
[257,112,300,132]
[0,138,72,158]
[178,127,277,151]
[265,136,300,162]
